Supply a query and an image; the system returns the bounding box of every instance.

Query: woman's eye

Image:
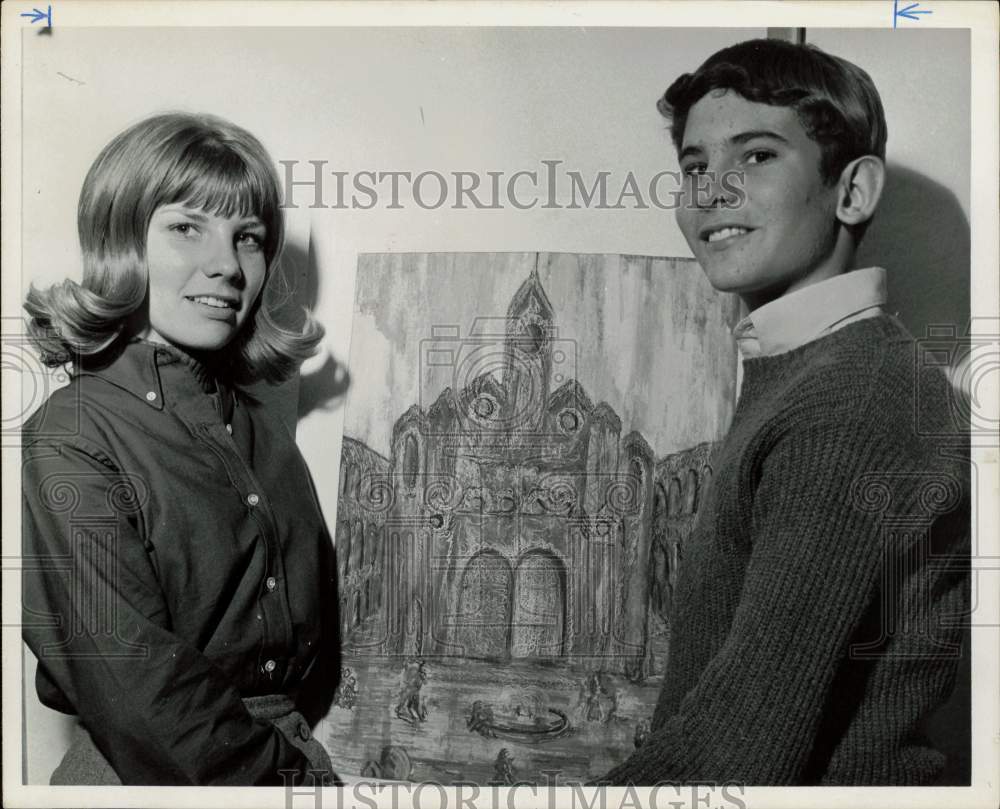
[746,150,776,165]
[682,162,708,177]
[237,232,265,250]
[169,222,197,236]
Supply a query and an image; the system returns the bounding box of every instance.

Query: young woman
[21,113,341,786]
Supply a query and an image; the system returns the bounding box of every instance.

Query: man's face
[675,89,843,310]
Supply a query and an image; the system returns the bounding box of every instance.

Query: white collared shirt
[733,267,888,359]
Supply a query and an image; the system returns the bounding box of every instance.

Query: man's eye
[682,163,708,176]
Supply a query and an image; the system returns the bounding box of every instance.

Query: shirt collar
[74,339,221,409]
[733,266,887,358]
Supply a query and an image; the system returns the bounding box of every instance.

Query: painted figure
[333,666,359,710]
[394,658,429,724]
[492,749,516,785]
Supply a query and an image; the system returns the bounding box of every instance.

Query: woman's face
[142,203,268,353]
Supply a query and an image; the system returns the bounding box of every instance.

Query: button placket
[186,423,291,691]
[200,422,296,685]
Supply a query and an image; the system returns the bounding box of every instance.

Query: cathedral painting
[319,252,740,784]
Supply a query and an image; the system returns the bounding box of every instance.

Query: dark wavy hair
[660,38,888,186]
[24,112,323,384]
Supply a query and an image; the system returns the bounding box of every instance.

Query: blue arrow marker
[20,5,52,26]
[894,0,932,28]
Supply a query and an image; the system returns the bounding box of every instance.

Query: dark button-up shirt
[21,339,340,785]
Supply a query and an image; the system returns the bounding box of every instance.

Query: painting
[318,252,741,784]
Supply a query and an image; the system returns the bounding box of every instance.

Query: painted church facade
[336,269,714,677]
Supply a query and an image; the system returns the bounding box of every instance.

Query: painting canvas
[318,252,741,784]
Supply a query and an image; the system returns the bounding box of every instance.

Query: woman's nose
[203,232,243,282]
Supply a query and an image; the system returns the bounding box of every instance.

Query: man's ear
[835,155,886,227]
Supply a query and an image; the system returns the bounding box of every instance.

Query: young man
[601,38,969,786]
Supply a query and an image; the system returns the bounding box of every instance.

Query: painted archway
[510,549,567,658]
[455,549,513,659]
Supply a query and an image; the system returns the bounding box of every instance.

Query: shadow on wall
[246,237,352,431]
[861,164,971,787]
[860,164,971,340]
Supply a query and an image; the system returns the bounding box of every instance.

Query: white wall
[807,28,971,339]
[15,25,970,784]
[18,24,764,785]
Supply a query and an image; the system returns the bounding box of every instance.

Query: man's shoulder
[770,317,965,454]
[851,318,965,443]
[813,320,968,477]
[820,314,913,373]
[765,317,910,420]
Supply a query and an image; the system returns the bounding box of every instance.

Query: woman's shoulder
[22,373,134,461]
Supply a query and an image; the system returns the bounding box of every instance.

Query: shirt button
[247,493,260,507]
[265,576,277,591]
[297,720,311,741]
[145,391,157,402]
[225,424,233,434]
[263,659,277,673]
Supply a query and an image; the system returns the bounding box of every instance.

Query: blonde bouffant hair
[25,112,322,384]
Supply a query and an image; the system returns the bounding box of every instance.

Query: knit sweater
[603,315,969,786]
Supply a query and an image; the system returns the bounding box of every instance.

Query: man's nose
[694,165,740,209]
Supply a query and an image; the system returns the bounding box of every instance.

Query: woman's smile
[142,205,267,351]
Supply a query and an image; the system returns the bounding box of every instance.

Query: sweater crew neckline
[740,313,908,376]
